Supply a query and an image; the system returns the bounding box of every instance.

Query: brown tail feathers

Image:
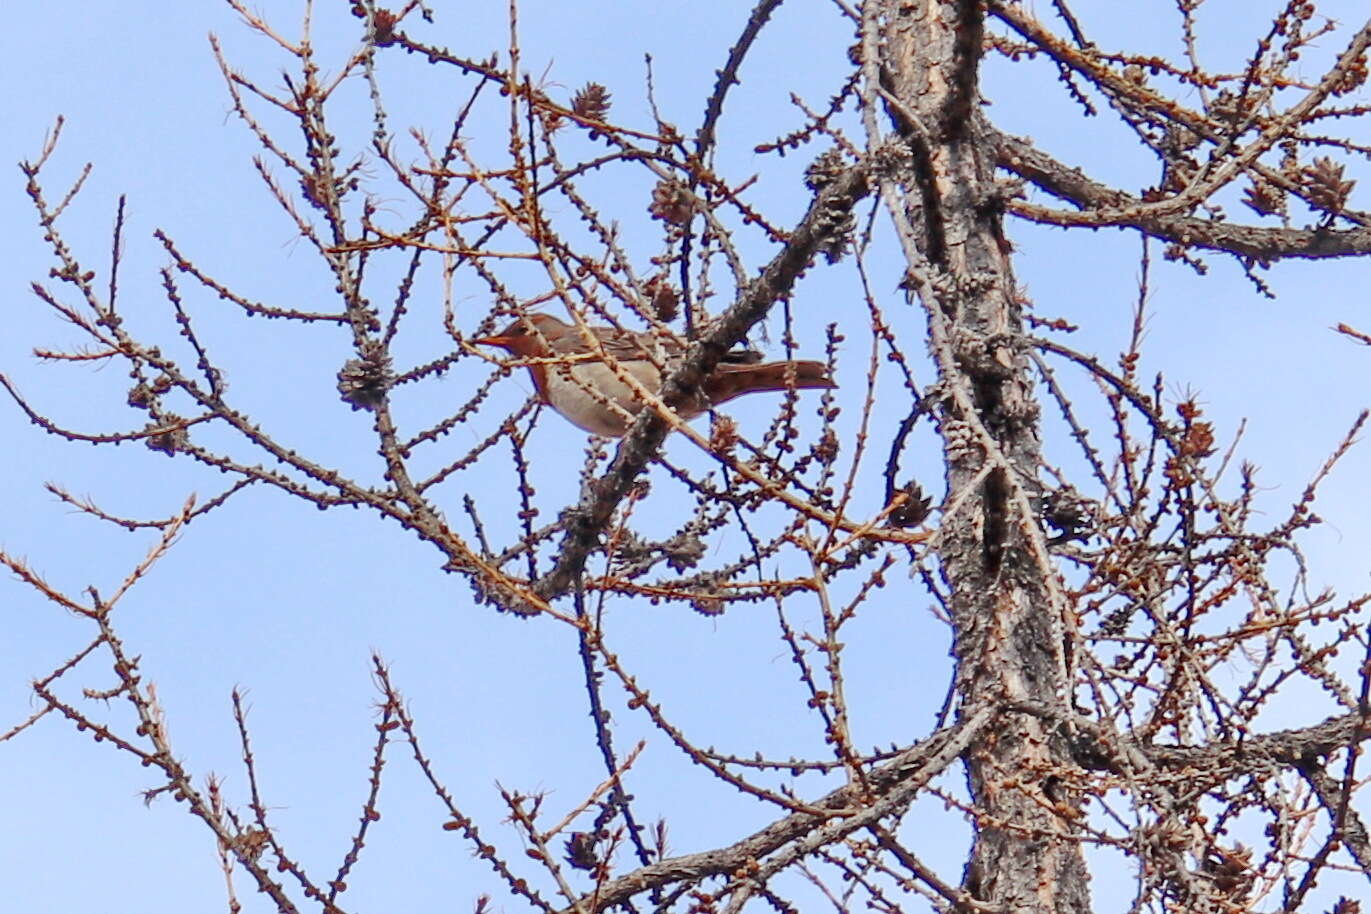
[706,360,836,405]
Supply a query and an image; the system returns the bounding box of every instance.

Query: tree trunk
[877,2,1093,910]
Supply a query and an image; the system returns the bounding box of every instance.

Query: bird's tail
[707,360,836,405]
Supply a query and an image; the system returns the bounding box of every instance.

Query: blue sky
[3,2,1370,912]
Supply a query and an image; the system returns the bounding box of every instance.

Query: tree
[5,1,1371,911]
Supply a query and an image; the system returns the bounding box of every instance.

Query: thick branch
[1146,711,1369,770]
[995,129,1371,260]
[1067,710,1371,783]
[554,707,989,913]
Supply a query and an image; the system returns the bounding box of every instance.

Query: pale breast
[542,360,664,436]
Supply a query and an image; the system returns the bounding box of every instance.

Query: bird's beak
[471,334,511,348]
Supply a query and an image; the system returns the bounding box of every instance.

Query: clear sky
[3,2,1370,912]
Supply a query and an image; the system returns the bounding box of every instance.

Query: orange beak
[471,334,513,349]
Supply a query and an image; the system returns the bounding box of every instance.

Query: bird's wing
[571,321,762,366]
[592,326,659,359]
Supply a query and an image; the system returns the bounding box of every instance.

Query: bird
[473,312,835,437]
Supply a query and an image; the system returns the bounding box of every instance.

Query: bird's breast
[541,360,664,437]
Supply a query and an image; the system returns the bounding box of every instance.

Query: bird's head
[472,312,568,357]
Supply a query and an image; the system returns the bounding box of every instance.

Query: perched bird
[474,312,835,437]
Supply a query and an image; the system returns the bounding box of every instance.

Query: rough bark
[877,2,1092,910]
